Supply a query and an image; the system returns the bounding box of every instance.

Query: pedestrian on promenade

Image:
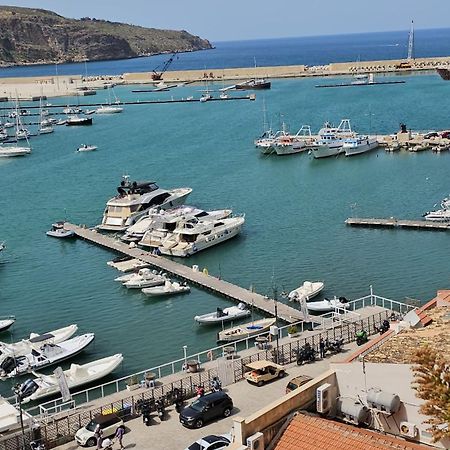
[94,425,103,450]
[115,425,125,450]
[319,338,326,359]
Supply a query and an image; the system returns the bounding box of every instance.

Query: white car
[75,413,123,447]
[185,434,231,450]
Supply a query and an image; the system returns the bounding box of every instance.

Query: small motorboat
[122,269,168,289]
[142,280,190,297]
[46,222,75,238]
[194,303,251,324]
[0,145,31,157]
[288,281,324,302]
[0,333,95,379]
[66,116,92,126]
[77,144,98,152]
[114,268,158,283]
[306,296,350,313]
[217,318,276,342]
[0,316,16,333]
[18,353,123,403]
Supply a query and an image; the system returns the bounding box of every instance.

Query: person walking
[115,425,125,450]
[94,424,103,450]
[319,338,326,359]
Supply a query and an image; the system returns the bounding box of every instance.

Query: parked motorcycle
[325,338,344,354]
[155,398,166,421]
[136,399,153,426]
[210,377,222,392]
[30,442,46,450]
[294,343,316,365]
[356,330,368,346]
[377,319,390,335]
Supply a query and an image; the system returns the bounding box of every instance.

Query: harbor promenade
[63,223,311,324]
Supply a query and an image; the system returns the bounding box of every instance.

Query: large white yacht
[123,206,232,243]
[423,196,450,222]
[98,176,192,231]
[343,136,379,156]
[311,119,356,159]
[158,216,245,257]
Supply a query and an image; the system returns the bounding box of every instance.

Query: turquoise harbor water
[1,72,450,398]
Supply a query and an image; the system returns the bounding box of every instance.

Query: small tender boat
[18,353,124,403]
[46,222,75,238]
[77,144,98,152]
[194,303,251,324]
[0,333,95,379]
[122,270,168,289]
[0,316,15,333]
[288,281,324,302]
[141,280,190,297]
[217,317,276,342]
[306,297,349,312]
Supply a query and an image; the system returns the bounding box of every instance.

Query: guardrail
[22,289,416,417]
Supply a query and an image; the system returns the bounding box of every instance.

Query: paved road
[57,341,363,450]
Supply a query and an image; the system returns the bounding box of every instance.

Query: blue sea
[1,28,450,78]
[0,30,449,401]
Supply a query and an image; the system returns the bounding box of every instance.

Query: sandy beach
[0,55,449,101]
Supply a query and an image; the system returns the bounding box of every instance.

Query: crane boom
[152,52,178,80]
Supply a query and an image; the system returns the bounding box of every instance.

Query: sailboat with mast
[39,98,54,134]
[96,87,123,114]
[0,100,32,157]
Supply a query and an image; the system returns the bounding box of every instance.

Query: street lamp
[272,282,280,364]
[182,345,188,370]
[12,383,26,450]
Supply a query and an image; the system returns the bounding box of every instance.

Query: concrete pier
[346,217,450,231]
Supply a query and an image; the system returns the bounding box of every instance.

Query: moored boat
[0,145,31,157]
[194,303,251,324]
[46,222,75,238]
[343,136,379,156]
[311,120,355,159]
[66,116,93,126]
[306,297,349,312]
[122,270,168,289]
[0,333,95,379]
[288,281,324,302]
[0,316,16,333]
[77,144,98,152]
[141,280,190,297]
[96,105,123,114]
[18,353,124,403]
[217,317,276,342]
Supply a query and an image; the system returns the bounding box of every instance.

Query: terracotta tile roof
[273,414,431,450]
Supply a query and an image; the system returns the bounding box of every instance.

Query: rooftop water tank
[367,389,401,414]
[338,398,370,425]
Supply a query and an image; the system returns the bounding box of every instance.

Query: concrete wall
[232,370,337,447]
[331,362,450,449]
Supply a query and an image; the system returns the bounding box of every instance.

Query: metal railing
[22,289,416,417]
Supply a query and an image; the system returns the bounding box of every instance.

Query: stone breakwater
[1,56,449,101]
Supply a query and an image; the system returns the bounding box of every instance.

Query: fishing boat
[0,324,78,366]
[141,280,190,297]
[288,281,324,302]
[159,216,245,257]
[0,316,15,333]
[98,175,192,231]
[306,297,349,312]
[235,79,271,90]
[122,270,168,289]
[66,116,93,126]
[343,136,379,156]
[0,333,95,379]
[311,120,356,159]
[194,303,251,324]
[18,354,124,403]
[46,222,75,238]
[77,144,98,152]
[217,317,276,342]
[135,207,232,247]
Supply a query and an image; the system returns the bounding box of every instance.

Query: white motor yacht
[311,120,356,159]
[135,207,232,247]
[158,216,245,257]
[18,353,123,403]
[423,196,450,222]
[343,136,379,156]
[98,175,192,231]
[0,145,31,157]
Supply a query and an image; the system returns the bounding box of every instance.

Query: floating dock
[315,80,406,88]
[345,217,450,231]
[64,223,315,324]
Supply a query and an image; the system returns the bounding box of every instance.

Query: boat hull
[195,310,251,324]
[217,318,276,342]
[344,140,379,156]
[312,144,344,159]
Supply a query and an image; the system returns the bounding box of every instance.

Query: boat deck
[345,217,450,231]
[63,223,314,324]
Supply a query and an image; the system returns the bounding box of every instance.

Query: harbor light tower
[407,20,415,60]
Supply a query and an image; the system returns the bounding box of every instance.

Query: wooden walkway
[64,223,315,324]
[345,217,450,231]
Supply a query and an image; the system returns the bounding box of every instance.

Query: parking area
[56,341,362,450]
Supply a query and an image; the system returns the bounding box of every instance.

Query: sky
[2,0,450,41]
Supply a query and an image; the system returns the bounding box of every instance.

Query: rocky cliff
[0,6,212,66]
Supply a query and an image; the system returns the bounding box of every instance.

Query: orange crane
[151,52,178,81]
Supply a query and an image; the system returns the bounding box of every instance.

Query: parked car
[185,433,231,450]
[244,360,286,386]
[285,375,313,394]
[179,391,233,429]
[75,413,123,447]
[441,130,450,139]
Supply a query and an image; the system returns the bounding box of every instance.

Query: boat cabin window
[181,233,198,243]
[146,193,171,207]
[213,222,224,227]
[130,205,140,213]
[166,222,177,232]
